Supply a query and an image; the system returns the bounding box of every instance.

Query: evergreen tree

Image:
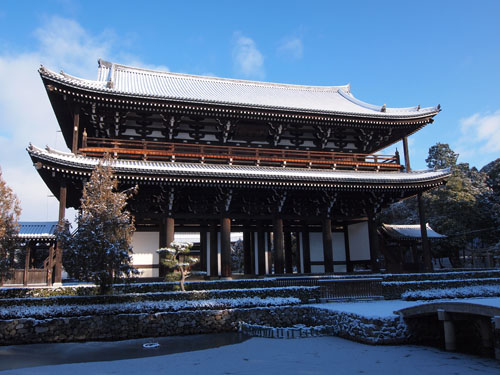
[60,159,138,294]
[0,168,21,279]
[157,242,198,291]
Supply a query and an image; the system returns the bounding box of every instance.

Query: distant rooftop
[18,221,58,241]
[381,223,446,240]
[39,59,440,119]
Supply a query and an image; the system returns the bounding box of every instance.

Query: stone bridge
[396,301,500,360]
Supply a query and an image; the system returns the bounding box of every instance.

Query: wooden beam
[367,214,380,272]
[418,192,433,272]
[209,221,218,277]
[220,217,232,278]
[284,231,293,274]
[72,112,80,154]
[403,136,411,172]
[301,227,311,274]
[257,224,266,276]
[322,218,334,273]
[159,217,175,277]
[273,217,284,274]
[344,226,353,272]
[55,184,66,285]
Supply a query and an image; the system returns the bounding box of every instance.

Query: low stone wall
[0,305,412,346]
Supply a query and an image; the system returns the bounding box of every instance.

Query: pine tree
[60,158,138,294]
[0,168,21,279]
[157,242,198,291]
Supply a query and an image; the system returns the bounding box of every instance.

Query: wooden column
[294,231,301,273]
[257,224,266,276]
[273,217,284,274]
[322,218,334,273]
[200,229,207,272]
[301,227,311,274]
[210,221,218,277]
[220,217,232,278]
[72,112,80,154]
[344,226,353,272]
[418,192,433,272]
[23,242,31,286]
[402,136,411,172]
[159,217,175,277]
[284,231,293,273]
[47,245,54,286]
[243,231,252,274]
[54,184,66,285]
[367,214,380,272]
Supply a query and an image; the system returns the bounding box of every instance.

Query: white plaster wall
[264,232,270,274]
[131,232,159,266]
[311,265,325,273]
[309,233,323,262]
[348,222,370,261]
[334,264,347,273]
[333,232,346,262]
[131,231,160,278]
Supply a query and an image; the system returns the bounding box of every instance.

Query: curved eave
[39,67,440,122]
[28,145,451,191]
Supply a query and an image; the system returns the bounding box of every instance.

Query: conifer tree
[0,168,21,279]
[157,242,198,291]
[60,158,138,294]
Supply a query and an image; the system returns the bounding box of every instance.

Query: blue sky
[0,0,499,220]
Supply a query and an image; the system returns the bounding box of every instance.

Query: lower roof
[381,223,446,240]
[28,145,451,189]
[17,221,58,241]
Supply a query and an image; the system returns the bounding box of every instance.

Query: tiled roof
[381,223,446,240]
[18,221,58,240]
[28,144,451,186]
[38,60,440,119]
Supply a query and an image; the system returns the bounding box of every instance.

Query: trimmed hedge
[0,286,320,308]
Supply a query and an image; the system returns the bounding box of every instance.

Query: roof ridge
[100,59,350,92]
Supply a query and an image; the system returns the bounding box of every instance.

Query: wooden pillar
[47,245,54,286]
[402,136,411,172]
[243,231,252,274]
[55,183,66,285]
[257,224,266,276]
[220,217,232,278]
[418,192,433,272]
[367,214,380,272]
[284,231,293,273]
[294,231,301,273]
[322,218,334,273]
[23,242,31,286]
[200,229,207,272]
[344,226,353,272]
[210,221,218,277]
[273,217,284,274]
[72,112,80,154]
[159,217,175,278]
[302,227,311,274]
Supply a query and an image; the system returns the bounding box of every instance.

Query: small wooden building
[379,223,446,272]
[0,222,58,286]
[28,60,450,280]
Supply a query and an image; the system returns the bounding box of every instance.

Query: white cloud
[459,110,500,152]
[232,32,264,79]
[278,37,303,59]
[454,110,500,167]
[0,16,163,222]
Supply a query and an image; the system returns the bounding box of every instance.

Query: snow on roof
[381,223,446,240]
[38,60,440,119]
[28,144,451,185]
[17,221,58,240]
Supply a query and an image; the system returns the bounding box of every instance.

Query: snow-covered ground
[1,336,498,375]
[315,297,500,318]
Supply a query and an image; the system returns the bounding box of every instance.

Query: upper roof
[28,144,451,187]
[17,221,58,241]
[381,223,446,240]
[39,59,440,120]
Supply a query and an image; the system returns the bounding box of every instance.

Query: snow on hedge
[0,297,301,320]
[402,284,500,300]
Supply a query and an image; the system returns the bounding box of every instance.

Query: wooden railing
[79,137,402,171]
[274,276,383,300]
